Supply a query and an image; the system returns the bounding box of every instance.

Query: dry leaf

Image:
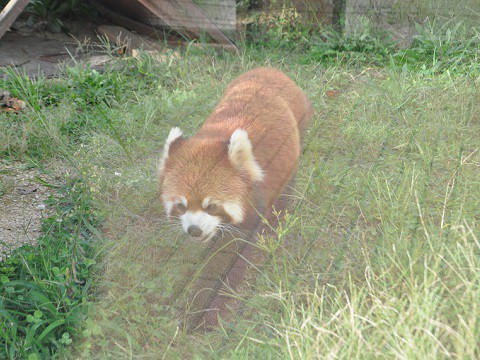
[1,90,26,113]
[326,90,341,98]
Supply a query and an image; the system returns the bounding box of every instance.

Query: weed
[0,62,128,159]
[305,28,397,66]
[66,64,121,109]
[0,68,65,112]
[244,7,396,65]
[245,13,480,72]
[0,176,13,198]
[244,4,312,51]
[0,174,100,359]
[394,22,480,74]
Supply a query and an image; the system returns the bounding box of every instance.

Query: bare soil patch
[0,19,116,78]
[0,162,66,258]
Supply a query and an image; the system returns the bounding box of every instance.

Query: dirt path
[0,163,63,259]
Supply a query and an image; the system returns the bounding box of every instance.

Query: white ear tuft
[158,127,183,174]
[228,129,264,182]
[223,202,245,223]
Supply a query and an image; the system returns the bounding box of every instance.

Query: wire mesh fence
[233,0,480,46]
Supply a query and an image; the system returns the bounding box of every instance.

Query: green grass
[77,56,479,358]
[1,24,479,358]
[0,175,99,358]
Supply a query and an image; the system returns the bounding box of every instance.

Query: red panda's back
[198,67,312,210]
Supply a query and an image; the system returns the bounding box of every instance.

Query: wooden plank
[0,0,29,39]
[192,0,236,32]
[92,1,166,39]
[136,0,236,49]
[136,0,200,37]
[175,0,235,45]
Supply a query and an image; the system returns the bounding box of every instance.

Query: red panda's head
[158,127,263,241]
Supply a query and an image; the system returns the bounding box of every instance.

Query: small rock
[36,204,46,210]
[18,187,38,194]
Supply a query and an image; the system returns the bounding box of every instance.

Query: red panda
[158,67,312,328]
[159,68,312,330]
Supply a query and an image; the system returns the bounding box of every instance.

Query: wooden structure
[0,0,237,51]
[0,0,29,39]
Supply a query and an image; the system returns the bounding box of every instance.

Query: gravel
[0,162,63,258]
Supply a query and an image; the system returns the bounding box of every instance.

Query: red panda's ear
[158,127,183,175]
[228,129,264,182]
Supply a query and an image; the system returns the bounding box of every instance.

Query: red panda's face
[162,194,245,242]
[158,128,263,241]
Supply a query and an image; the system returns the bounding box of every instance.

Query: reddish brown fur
[160,68,312,329]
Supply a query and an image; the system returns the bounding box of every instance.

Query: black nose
[187,225,203,238]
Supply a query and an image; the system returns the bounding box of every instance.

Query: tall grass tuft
[255,221,479,359]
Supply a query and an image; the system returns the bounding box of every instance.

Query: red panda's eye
[177,203,187,213]
[206,204,218,214]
